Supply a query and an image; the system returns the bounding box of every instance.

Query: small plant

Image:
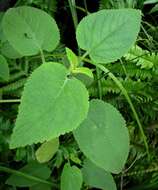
[0,5,148,190]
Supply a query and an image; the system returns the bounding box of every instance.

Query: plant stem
[82,5,102,100]
[119,58,128,78]
[83,0,89,15]
[80,51,89,62]
[14,0,21,6]
[67,0,81,55]
[0,99,21,103]
[96,67,102,99]
[40,49,46,64]
[82,57,149,159]
[75,5,90,14]
[0,165,58,188]
[68,0,78,31]
[97,64,149,159]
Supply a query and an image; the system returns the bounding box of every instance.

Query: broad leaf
[82,159,116,190]
[10,62,89,148]
[35,138,59,163]
[0,54,9,81]
[2,6,60,56]
[6,162,51,187]
[61,163,83,190]
[73,99,129,174]
[76,9,141,64]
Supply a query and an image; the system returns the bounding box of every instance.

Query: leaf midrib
[88,20,128,55]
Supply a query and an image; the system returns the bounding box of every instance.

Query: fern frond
[125,45,158,69]
[99,0,138,9]
[106,45,158,80]
[1,78,26,95]
[89,78,153,103]
[0,117,13,152]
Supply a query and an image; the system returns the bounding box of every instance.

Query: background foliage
[0,0,158,189]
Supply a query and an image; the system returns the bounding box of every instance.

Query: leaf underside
[74,99,129,174]
[82,159,117,190]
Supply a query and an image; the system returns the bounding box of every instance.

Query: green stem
[141,24,152,43]
[14,0,21,6]
[96,67,102,99]
[68,0,78,31]
[83,57,149,158]
[0,99,21,103]
[83,0,89,15]
[67,0,81,55]
[82,3,103,100]
[0,166,58,188]
[40,49,46,64]
[75,5,90,14]
[29,53,65,61]
[98,64,149,158]
[119,59,128,78]
[80,51,89,62]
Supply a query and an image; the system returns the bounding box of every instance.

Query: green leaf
[2,6,60,56]
[74,73,94,87]
[76,9,141,64]
[0,13,22,59]
[73,67,94,79]
[10,62,89,148]
[1,41,23,59]
[73,99,129,174]
[66,47,79,70]
[6,162,51,187]
[82,159,116,190]
[61,163,83,190]
[35,138,59,163]
[0,54,9,81]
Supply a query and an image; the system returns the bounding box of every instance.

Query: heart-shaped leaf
[10,62,89,148]
[2,6,60,56]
